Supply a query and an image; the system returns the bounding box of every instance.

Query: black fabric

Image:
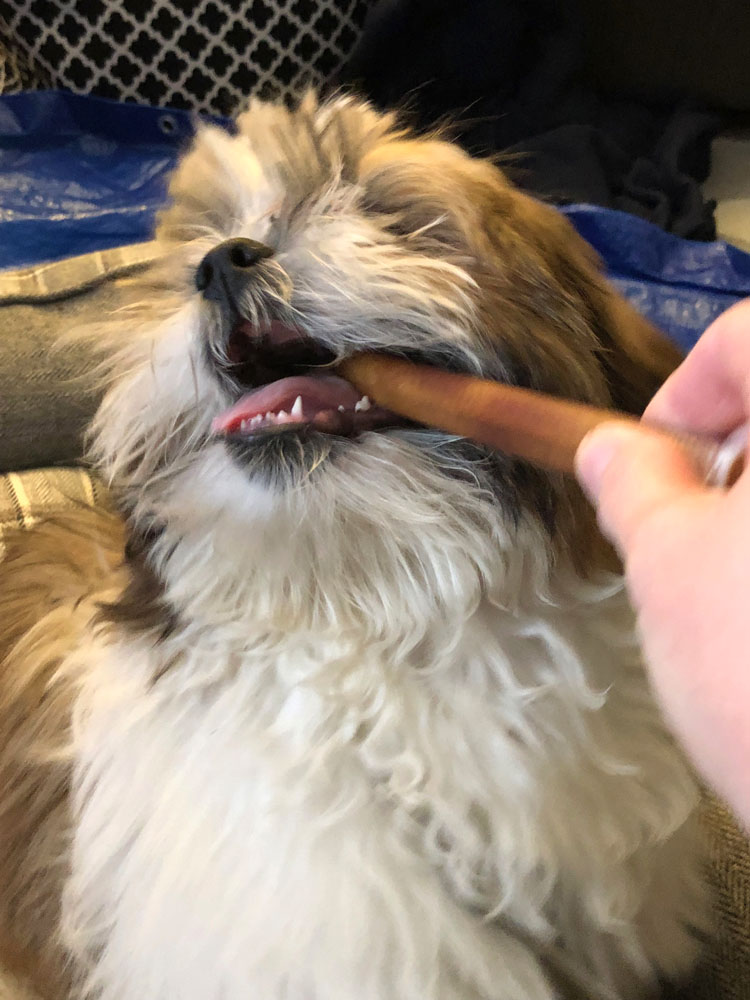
[335,0,721,241]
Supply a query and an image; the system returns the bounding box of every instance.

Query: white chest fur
[62,574,703,1000]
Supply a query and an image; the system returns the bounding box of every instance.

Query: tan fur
[0,511,125,999]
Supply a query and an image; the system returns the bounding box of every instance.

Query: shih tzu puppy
[0,93,708,1000]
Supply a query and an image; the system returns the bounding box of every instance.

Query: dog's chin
[221,425,346,485]
[219,422,446,489]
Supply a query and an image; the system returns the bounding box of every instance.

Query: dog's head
[91,94,681,628]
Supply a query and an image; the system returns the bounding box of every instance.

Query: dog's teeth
[291,395,303,418]
[354,395,371,412]
[338,405,346,412]
[265,411,275,422]
[240,419,247,430]
[277,410,288,419]
[250,415,263,428]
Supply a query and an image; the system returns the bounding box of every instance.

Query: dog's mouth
[211,320,404,439]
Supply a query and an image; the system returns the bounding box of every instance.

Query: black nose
[195,238,274,302]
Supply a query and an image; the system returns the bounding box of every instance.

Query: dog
[0,93,707,1000]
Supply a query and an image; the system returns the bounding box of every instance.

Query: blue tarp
[564,205,750,352]
[0,91,192,268]
[1,90,749,352]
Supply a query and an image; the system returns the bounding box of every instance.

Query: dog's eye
[376,209,451,243]
[382,215,412,239]
[360,194,409,236]
[362,192,463,251]
[386,212,462,252]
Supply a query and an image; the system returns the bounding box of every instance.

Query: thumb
[575,422,707,554]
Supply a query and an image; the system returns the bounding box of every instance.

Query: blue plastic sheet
[563,205,750,352]
[1,91,749,352]
[0,91,200,269]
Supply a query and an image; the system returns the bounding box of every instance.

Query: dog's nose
[195,238,274,302]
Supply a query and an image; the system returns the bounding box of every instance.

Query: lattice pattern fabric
[0,23,49,93]
[0,0,369,113]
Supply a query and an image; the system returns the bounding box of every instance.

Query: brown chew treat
[338,353,746,489]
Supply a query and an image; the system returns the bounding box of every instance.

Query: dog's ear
[460,167,683,570]
[507,190,684,414]
[507,194,687,570]
[588,288,684,415]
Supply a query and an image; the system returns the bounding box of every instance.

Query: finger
[575,421,708,553]
[645,298,750,435]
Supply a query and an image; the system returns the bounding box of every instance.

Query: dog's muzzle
[195,237,275,306]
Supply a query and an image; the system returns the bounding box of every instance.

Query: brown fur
[98,527,179,643]
[0,510,125,998]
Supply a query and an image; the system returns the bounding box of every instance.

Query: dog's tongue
[212,375,364,434]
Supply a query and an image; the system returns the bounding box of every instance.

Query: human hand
[576,298,750,828]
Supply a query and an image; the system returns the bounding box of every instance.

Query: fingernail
[575,424,634,503]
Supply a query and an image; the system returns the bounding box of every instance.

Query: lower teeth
[237,397,373,434]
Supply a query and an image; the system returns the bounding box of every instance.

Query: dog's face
[91,94,681,602]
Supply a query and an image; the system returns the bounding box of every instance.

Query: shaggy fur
[0,93,706,1000]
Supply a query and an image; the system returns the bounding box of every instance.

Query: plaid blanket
[0,465,107,557]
